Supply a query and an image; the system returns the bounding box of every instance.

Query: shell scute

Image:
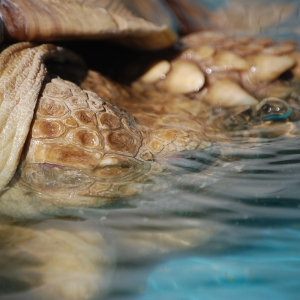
[69,128,103,149]
[105,130,141,156]
[86,91,105,111]
[97,113,121,130]
[72,109,97,127]
[42,81,72,100]
[37,97,69,118]
[32,120,66,139]
[65,96,88,110]
[63,116,78,128]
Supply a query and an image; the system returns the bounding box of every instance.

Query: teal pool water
[138,228,300,300]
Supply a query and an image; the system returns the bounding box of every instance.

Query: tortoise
[0,0,300,299]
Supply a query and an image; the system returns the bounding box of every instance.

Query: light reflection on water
[1,133,299,299]
[101,134,300,299]
[1,133,300,300]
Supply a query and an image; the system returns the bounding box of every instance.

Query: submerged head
[18,78,149,204]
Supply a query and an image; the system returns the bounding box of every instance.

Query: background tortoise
[0,1,300,300]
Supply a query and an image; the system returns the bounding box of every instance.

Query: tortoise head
[19,78,149,204]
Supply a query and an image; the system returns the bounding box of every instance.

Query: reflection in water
[1,115,300,300]
[106,134,300,300]
[2,133,300,299]
[0,219,115,300]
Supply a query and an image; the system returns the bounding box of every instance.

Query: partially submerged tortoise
[1,0,300,209]
[0,0,300,299]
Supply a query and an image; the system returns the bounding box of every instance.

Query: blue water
[139,228,300,300]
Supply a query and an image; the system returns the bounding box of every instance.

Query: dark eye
[256,98,292,121]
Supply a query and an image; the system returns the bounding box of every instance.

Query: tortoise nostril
[278,70,294,81]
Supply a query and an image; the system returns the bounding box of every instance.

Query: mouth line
[39,163,65,169]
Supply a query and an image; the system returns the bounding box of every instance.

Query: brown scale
[32,120,66,139]
[38,97,69,117]
[69,128,102,148]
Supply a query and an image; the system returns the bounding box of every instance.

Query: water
[2,132,299,300]
[97,133,300,300]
